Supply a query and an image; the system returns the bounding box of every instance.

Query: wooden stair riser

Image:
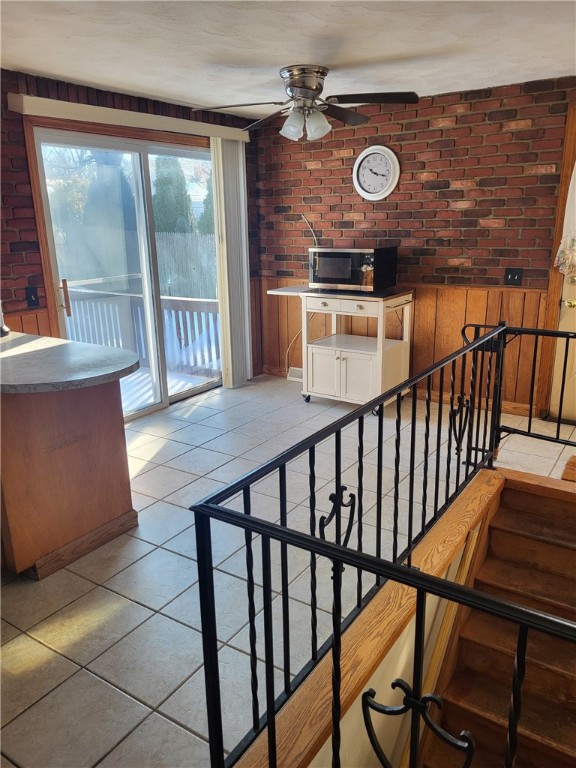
[474,579,576,622]
[489,528,576,580]
[422,736,501,768]
[500,488,576,524]
[458,639,576,704]
[442,700,576,768]
[421,475,576,768]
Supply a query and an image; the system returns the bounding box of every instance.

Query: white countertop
[266,285,413,300]
[0,332,139,393]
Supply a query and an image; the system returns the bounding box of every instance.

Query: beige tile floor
[1,376,574,768]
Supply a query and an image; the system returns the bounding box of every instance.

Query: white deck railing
[65,285,221,378]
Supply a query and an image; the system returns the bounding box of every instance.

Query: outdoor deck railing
[191,323,576,767]
[65,284,221,378]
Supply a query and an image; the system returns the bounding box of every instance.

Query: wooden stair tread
[443,669,576,757]
[461,611,576,679]
[475,557,576,619]
[493,505,576,549]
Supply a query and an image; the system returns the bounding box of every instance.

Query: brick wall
[2,71,575,314]
[0,69,257,312]
[255,77,576,288]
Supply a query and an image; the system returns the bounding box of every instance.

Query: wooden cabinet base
[1,381,137,578]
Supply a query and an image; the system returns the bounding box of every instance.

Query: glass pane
[40,142,162,415]
[149,151,221,398]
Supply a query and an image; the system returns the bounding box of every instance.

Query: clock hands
[368,168,390,177]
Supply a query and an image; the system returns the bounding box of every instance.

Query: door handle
[59,278,72,317]
[561,299,576,309]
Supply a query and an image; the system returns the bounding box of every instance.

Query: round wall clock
[352,145,400,201]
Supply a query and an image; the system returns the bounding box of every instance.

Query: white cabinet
[301,291,413,405]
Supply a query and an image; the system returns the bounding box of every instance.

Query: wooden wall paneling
[21,314,40,334]
[307,311,332,349]
[500,291,527,402]
[350,315,369,338]
[383,308,402,340]
[432,288,468,393]
[462,289,490,410]
[464,289,489,329]
[411,287,438,379]
[250,277,263,375]
[260,278,281,375]
[4,309,54,336]
[286,289,303,371]
[485,290,504,327]
[277,289,291,376]
[514,292,544,406]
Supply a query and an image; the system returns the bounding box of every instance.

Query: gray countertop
[0,332,140,393]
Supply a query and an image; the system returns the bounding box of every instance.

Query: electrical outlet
[25,286,39,307]
[504,268,524,286]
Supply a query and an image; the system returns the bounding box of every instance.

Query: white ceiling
[2,1,575,119]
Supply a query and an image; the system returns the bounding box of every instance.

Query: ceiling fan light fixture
[279,108,305,140]
[305,108,331,140]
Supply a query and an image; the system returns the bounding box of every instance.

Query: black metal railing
[193,506,576,768]
[463,323,576,451]
[190,324,575,767]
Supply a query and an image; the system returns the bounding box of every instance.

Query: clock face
[352,146,400,201]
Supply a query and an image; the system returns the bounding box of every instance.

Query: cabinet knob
[320,301,328,307]
[355,304,364,311]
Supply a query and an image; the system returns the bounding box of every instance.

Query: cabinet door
[307,346,340,397]
[340,351,377,403]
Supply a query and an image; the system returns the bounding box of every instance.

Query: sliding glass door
[35,130,221,416]
[149,151,220,398]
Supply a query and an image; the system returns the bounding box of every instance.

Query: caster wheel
[303,394,311,402]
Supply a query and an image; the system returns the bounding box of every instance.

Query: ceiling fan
[206,64,419,140]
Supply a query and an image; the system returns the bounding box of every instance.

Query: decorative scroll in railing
[190,326,511,766]
[192,323,576,767]
[65,284,221,378]
[193,504,576,768]
[463,324,576,452]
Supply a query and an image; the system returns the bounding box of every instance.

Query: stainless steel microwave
[308,247,397,292]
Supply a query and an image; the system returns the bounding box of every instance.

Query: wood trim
[235,469,506,768]
[23,115,214,338]
[537,102,576,415]
[26,508,137,580]
[23,117,61,337]
[24,114,210,148]
[9,93,247,142]
[494,467,576,503]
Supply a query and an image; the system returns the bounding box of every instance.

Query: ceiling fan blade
[200,99,288,111]
[321,103,370,126]
[328,92,420,105]
[244,108,289,131]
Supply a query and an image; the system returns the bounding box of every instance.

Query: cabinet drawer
[306,296,341,312]
[339,299,379,317]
